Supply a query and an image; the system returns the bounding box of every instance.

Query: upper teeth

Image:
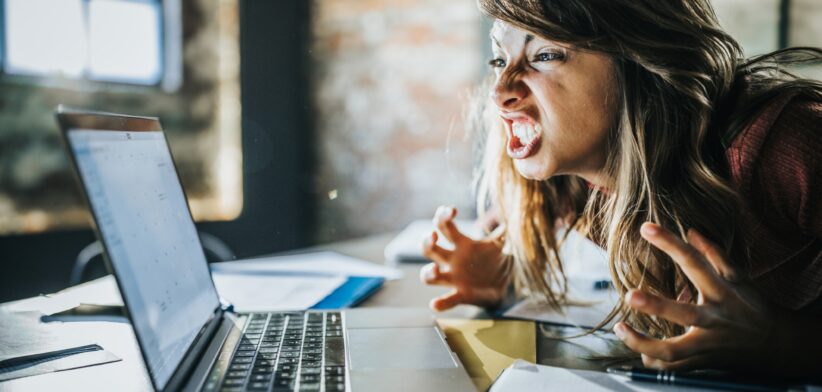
[512,122,541,143]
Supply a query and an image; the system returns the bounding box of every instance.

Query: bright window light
[4,0,87,78]
[88,0,163,84]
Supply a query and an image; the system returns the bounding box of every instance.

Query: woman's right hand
[419,206,510,311]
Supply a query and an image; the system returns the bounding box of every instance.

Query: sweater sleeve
[727,94,822,311]
[755,97,822,240]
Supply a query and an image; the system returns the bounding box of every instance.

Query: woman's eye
[533,51,563,62]
[488,58,506,68]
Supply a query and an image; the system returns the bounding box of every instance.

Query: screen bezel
[55,106,223,391]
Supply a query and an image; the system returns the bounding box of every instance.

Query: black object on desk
[607,366,787,392]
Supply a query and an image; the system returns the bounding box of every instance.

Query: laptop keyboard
[208,311,346,392]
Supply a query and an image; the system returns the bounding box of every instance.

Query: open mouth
[505,119,542,159]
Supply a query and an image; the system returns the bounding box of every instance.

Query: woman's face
[490,21,617,183]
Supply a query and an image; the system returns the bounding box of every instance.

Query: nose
[491,73,528,110]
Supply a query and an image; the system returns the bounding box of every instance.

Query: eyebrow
[490,33,535,48]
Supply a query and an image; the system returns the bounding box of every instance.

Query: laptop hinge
[163,306,225,392]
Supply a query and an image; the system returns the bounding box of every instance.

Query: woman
[421,0,822,376]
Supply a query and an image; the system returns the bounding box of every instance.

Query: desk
[0,234,627,391]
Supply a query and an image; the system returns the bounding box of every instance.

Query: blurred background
[0,0,819,302]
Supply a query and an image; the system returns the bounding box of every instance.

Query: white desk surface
[0,234,479,391]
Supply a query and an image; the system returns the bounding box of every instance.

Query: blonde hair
[475,0,822,338]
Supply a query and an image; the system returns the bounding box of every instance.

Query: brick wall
[310,0,485,242]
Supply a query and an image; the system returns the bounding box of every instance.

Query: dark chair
[69,231,235,286]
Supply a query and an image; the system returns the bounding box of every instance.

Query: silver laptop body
[56,107,475,392]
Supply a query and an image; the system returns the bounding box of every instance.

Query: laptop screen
[67,129,220,389]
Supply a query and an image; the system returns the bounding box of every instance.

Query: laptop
[55,107,475,392]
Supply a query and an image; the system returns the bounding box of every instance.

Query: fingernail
[435,206,450,222]
[613,323,626,339]
[628,290,646,306]
[641,223,659,236]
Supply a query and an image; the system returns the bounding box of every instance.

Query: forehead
[490,20,539,47]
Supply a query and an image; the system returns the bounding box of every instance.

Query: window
[1,0,177,87]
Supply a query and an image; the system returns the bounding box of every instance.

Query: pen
[606,366,785,392]
[0,344,103,371]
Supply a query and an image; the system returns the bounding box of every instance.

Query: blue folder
[310,276,385,310]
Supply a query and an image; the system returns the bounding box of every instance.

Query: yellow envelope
[437,319,536,391]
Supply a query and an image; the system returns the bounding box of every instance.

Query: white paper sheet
[490,360,719,392]
[503,229,619,329]
[210,251,403,280]
[210,273,345,313]
[503,277,620,329]
[5,277,123,316]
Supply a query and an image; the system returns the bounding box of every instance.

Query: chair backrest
[69,231,235,286]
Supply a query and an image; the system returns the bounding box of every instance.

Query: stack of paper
[490,360,716,392]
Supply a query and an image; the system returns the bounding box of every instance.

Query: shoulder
[726,93,820,185]
[726,93,822,236]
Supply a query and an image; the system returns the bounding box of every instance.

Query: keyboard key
[325,338,345,366]
[325,366,344,375]
[273,377,295,389]
[300,361,321,369]
[232,357,253,364]
[299,382,321,391]
[222,378,244,387]
[252,366,275,374]
[326,382,346,392]
[229,363,252,371]
[248,373,271,382]
[301,366,321,375]
[248,381,270,390]
[278,364,296,372]
[233,350,256,357]
[254,359,275,367]
[226,370,248,378]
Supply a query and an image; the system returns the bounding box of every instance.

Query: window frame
[0,0,182,93]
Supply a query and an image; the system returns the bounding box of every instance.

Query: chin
[513,159,554,180]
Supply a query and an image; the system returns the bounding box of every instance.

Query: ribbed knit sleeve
[726,94,822,311]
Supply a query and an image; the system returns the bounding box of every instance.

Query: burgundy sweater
[726,93,822,311]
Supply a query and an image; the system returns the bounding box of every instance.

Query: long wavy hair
[474,0,822,338]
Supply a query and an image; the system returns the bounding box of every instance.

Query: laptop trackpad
[347,327,457,370]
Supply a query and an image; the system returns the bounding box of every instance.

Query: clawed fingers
[420,262,453,286]
[626,290,711,328]
[640,222,726,299]
[614,322,703,363]
[422,231,453,264]
[687,229,739,282]
[433,206,468,245]
[430,290,463,312]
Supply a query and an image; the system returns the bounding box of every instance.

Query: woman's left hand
[614,222,777,370]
